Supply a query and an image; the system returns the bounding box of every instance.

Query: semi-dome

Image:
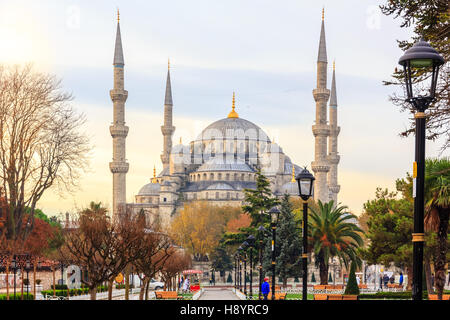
[138,182,161,196]
[206,182,235,190]
[197,157,254,172]
[196,117,271,143]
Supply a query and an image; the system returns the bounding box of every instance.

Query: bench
[313,285,326,290]
[313,294,358,300]
[155,291,183,300]
[387,283,403,289]
[358,284,368,289]
[267,292,287,300]
[428,294,450,300]
[325,285,344,290]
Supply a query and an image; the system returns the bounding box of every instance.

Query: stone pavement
[198,288,240,300]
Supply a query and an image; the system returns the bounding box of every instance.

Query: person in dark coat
[261,277,270,300]
[383,274,389,288]
[399,272,403,286]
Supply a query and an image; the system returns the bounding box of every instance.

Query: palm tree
[309,200,364,284]
[424,158,450,300]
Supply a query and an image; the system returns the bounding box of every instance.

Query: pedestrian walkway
[198,288,239,300]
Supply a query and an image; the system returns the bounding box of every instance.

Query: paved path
[198,288,240,300]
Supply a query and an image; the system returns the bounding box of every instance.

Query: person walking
[383,274,389,288]
[389,275,395,284]
[261,277,270,300]
[399,272,403,286]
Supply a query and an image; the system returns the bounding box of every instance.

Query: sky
[0,0,448,218]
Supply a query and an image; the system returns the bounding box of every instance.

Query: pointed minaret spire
[330,60,337,106]
[113,10,124,66]
[164,59,173,106]
[161,60,175,169]
[318,8,327,63]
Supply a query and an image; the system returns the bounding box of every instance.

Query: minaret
[327,61,340,204]
[109,10,129,220]
[161,59,175,170]
[311,8,331,204]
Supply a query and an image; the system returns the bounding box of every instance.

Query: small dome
[138,183,161,196]
[197,157,254,172]
[280,181,298,196]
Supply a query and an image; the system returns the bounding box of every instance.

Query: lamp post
[268,206,280,300]
[398,38,444,301]
[295,166,315,301]
[12,255,17,300]
[25,257,31,298]
[241,241,249,298]
[237,246,243,292]
[234,253,238,290]
[257,226,266,300]
[247,235,255,300]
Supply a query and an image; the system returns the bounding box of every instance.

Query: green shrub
[226,273,233,283]
[115,284,135,289]
[311,273,316,283]
[344,261,360,295]
[0,293,34,300]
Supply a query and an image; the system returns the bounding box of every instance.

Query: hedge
[358,291,450,300]
[115,284,135,289]
[42,285,109,297]
[0,293,34,300]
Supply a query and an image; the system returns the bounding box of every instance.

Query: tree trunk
[125,266,130,300]
[89,287,97,300]
[6,264,9,300]
[139,278,146,300]
[319,258,328,285]
[424,257,434,294]
[435,208,449,300]
[145,279,150,300]
[107,279,113,300]
[406,266,413,290]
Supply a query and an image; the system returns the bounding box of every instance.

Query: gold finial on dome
[179,137,182,144]
[333,60,335,71]
[322,7,324,21]
[151,166,157,183]
[168,58,170,70]
[117,8,120,22]
[227,92,239,118]
[291,166,296,182]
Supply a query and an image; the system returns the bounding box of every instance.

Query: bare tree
[160,248,191,291]
[130,218,173,300]
[58,202,144,300]
[0,64,90,242]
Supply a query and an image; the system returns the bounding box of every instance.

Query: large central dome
[196,117,271,143]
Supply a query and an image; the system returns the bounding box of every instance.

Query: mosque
[109,10,340,230]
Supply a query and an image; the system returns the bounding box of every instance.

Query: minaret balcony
[312,88,330,102]
[329,126,340,136]
[109,125,129,138]
[312,124,330,137]
[109,161,129,173]
[161,126,175,135]
[110,89,128,102]
[327,154,340,164]
[311,161,330,173]
[328,184,341,193]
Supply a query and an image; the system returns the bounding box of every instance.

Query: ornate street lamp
[234,252,238,290]
[268,206,280,300]
[246,235,255,300]
[25,257,31,298]
[295,167,315,301]
[11,255,17,300]
[257,226,266,300]
[398,38,444,301]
